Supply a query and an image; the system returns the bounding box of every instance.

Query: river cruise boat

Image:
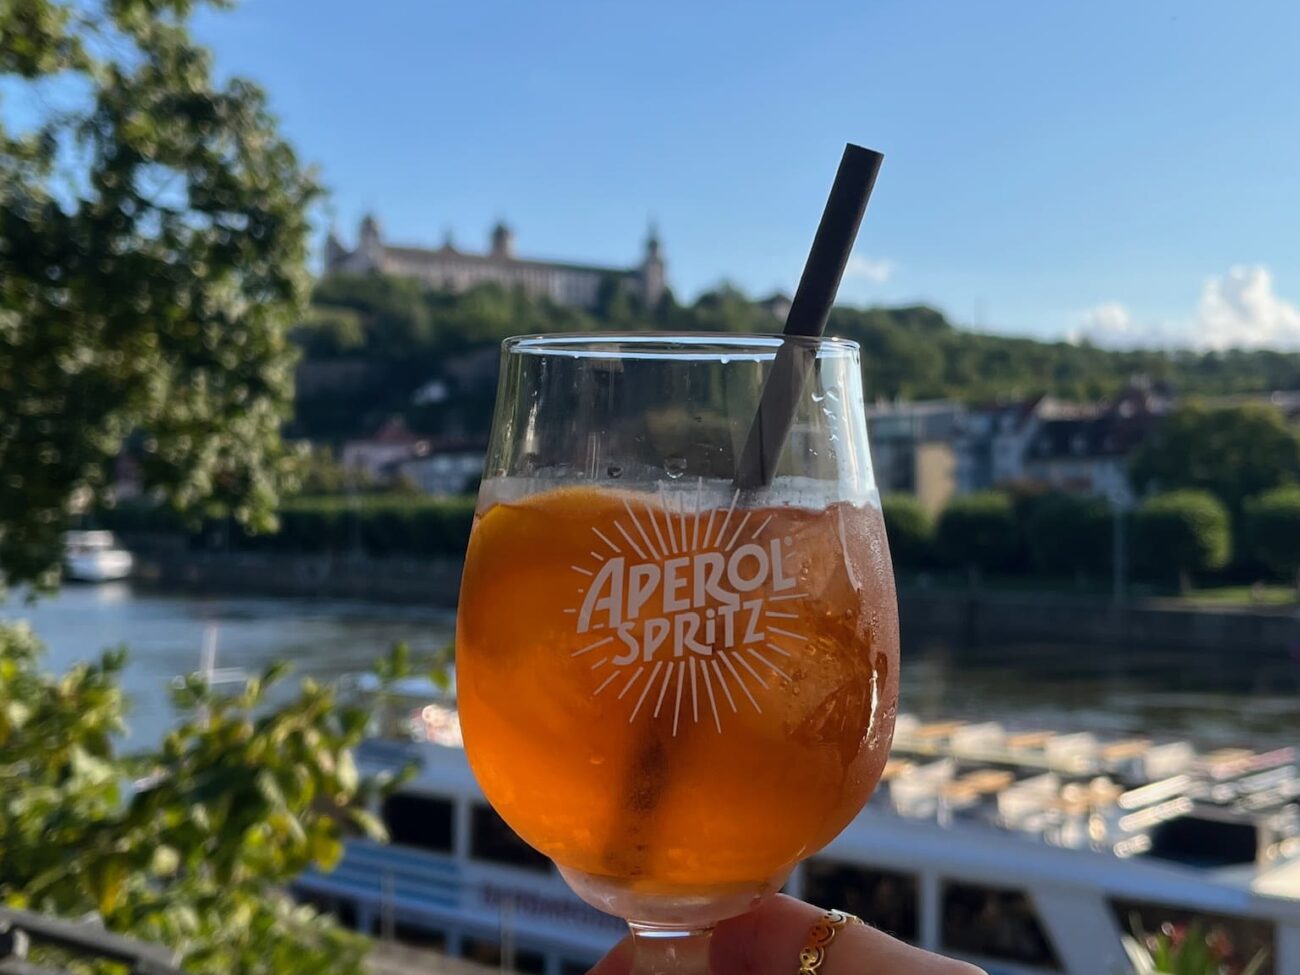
[294,679,1300,974]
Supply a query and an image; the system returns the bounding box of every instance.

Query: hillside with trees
[294,274,1300,443]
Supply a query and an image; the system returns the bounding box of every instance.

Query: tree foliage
[1133,490,1231,589]
[880,494,934,570]
[103,493,475,558]
[935,491,1020,573]
[1129,405,1300,515]
[1124,919,1267,975]
[0,0,318,589]
[293,306,366,358]
[1243,486,1300,585]
[0,622,409,975]
[296,275,1300,445]
[1025,493,1113,578]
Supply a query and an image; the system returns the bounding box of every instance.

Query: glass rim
[502,331,860,360]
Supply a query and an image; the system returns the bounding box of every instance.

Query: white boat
[63,530,134,582]
[294,689,1300,975]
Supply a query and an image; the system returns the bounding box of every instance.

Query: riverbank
[902,586,1297,656]
[133,550,463,604]
[130,551,1299,655]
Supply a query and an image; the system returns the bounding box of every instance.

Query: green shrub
[935,491,1020,573]
[1133,489,1230,590]
[1244,486,1300,585]
[97,501,187,535]
[0,622,381,975]
[278,495,475,559]
[881,495,934,570]
[1026,493,1113,578]
[1124,918,1267,975]
[104,494,476,560]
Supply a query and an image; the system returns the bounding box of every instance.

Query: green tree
[1,0,318,590]
[1129,405,1300,517]
[880,494,934,570]
[830,308,946,399]
[681,284,775,334]
[289,270,1300,449]
[0,1,387,970]
[1025,493,1113,580]
[311,273,433,359]
[1243,486,1300,593]
[594,272,643,327]
[289,443,371,495]
[0,622,404,975]
[293,306,366,358]
[1133,490,1231,592]
[935,491,1021,574]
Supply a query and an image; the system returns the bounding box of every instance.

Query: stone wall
[134,551,463,605]
[899,588,1298,656]
[133,552,1299,655]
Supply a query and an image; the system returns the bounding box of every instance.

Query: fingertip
[713,895,977,974]
[711,894,825,973]
[586,934,633,975]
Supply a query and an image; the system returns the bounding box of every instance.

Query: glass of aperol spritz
[457,334,899,974]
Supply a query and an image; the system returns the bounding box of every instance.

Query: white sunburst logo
[565,484,808,735]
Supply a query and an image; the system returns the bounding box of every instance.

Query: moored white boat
[294,685,1300,974]
[63,530,134,582]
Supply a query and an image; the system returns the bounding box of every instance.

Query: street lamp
[1110,482,1135,605]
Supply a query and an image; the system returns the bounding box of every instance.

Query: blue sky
[193,0,1300,349]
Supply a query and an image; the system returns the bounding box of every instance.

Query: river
[5,583,1299,751]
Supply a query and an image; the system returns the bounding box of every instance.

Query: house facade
[866,400,964,514]
[865,386,1174,510]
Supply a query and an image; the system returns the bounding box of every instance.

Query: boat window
[461,937,500,964]
[381,793,455,853]
[1109,898,1273,975]
[512,948,546,973]
[470,802,551,873]
[333,898,359,931]
[801,859,918,942]
[461,937,545,972]
[390,922,446,950]
[941,881,1061,970]
[1145,815,1258,867]
[294,892,360,931]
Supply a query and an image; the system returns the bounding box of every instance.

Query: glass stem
[628,923,715,975]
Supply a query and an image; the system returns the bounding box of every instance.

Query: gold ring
[798,909,864,974]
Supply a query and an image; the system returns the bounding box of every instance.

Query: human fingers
[586,934,631,975]
[587,895,984,975]
[711,895,985,975]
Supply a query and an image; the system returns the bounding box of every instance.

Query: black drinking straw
[603,144,885,881]
[735,144,884,489]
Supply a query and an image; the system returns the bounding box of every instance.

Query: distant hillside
[290,274,1300,441]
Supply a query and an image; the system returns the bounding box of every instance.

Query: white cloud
[1070,302,1134,344]
[1069,303,1185,348]
[844,255,896,284]
[1193,266,1300,350]
[1069,266,1300,351]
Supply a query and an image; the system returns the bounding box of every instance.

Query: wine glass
[457,333,899,974]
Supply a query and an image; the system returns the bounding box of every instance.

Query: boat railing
[1199,765,1297,806]
[1117,775,1194,810]
[1115,796,1195,834]
[356,737,427,774]
[298,838,461,912]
